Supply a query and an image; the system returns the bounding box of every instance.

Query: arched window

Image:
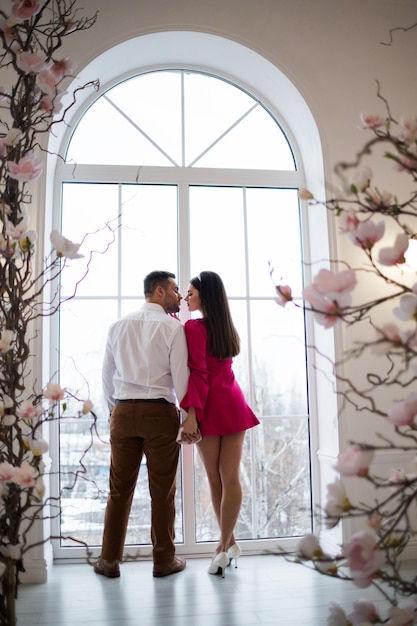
[50,33,332,560]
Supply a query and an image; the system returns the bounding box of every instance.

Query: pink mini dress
[180,318,260,436]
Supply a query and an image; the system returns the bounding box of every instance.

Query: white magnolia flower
[393,293,417,322]
[50,229,84,259]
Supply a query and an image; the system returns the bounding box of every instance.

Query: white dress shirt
[102,303,189,411]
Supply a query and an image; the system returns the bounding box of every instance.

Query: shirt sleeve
[102,328,116,411]
[180,319,209,421]
[169,322,190,406]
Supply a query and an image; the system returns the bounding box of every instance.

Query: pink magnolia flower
[359,112,385,131]
[50,229,84,259]
[348,219,385,250]
[82,399,93,415]
[398,117,417,145]
[50,57,77,82]
[395,153,417,174]
[17,399,42,421]
[0,330,14,352]
[343,530,384,588]
[62,19,77,34]
[39,93,64,116]
[324,479,351,529]
[296,533,323,558]
[378,232,409,266]
[35,477,45,499]
[327,603,349,626]
[0,234,15,259]
[0,462,16,482]
[2,413,15,427]
[36,68,59,95]
[348,600,380,625]
[0,20,16,46]
[275,284,292,307]
[366,188,393,208]
[6,215,30,241]
[314,559,338,575]
[335,444,374,477]
[339,209,359,235]
[43,382,66,401]
[7,151,43,182]
[388,468,406,492]
[387,392,417,427]
[305,268,356,296]
[314,294,351,328]
[0,543,21,561]
[12,0,42,20]
[298,188,314,200]
[12,461,37,488]
[372,323,403,355]
[387,601,417,625]
[16,50,49,74]
[304,291,352,329]
[393,293,417,322]
[303,269,356,328]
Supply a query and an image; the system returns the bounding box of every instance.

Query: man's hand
[178,410,201,444]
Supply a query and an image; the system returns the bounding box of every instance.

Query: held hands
[177,410,202,444]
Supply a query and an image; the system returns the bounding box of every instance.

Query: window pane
[250,300,307,416]
[120,184,178,296]
[253,416,311,538]
[59,299,116,411]
[246,187,303,298]
[189,186,246,296]
[106,72,183,166]
[66,95,174,166]
[194,105,295,170]
[194,433,256,542]
[61,183,119,297]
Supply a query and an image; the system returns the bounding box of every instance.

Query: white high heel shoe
[227,543,242,568]
[207,552,229,578]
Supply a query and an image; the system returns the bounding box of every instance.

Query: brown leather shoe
[153,556,186,578]
[94,557,120,578]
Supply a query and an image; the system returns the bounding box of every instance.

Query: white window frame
[45,32,340,561]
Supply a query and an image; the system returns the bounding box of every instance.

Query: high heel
[227,542,242,568]
[207,552,229,578]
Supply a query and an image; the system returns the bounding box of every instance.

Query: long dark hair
[190,271,240,360]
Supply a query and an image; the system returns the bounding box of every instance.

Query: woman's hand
[180,409,201,443]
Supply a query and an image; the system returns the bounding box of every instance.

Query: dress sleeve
[180,319,209,420]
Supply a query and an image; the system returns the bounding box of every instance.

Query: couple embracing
[95,270,259,580]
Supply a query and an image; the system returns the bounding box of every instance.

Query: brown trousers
[100,401,180,566]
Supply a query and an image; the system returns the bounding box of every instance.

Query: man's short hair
[144,271,175,297]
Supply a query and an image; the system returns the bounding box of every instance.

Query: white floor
[15,554,396,626]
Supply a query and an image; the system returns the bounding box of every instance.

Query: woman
[180,271,260,577]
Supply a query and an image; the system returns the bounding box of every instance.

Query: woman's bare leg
[197,431,245,554]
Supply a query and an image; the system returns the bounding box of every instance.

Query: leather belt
[115,398,171,405]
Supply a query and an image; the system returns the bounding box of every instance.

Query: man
[95,270,196,578]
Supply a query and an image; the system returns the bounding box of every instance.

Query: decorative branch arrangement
[0,2,100,624]
[273,88,417,624]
